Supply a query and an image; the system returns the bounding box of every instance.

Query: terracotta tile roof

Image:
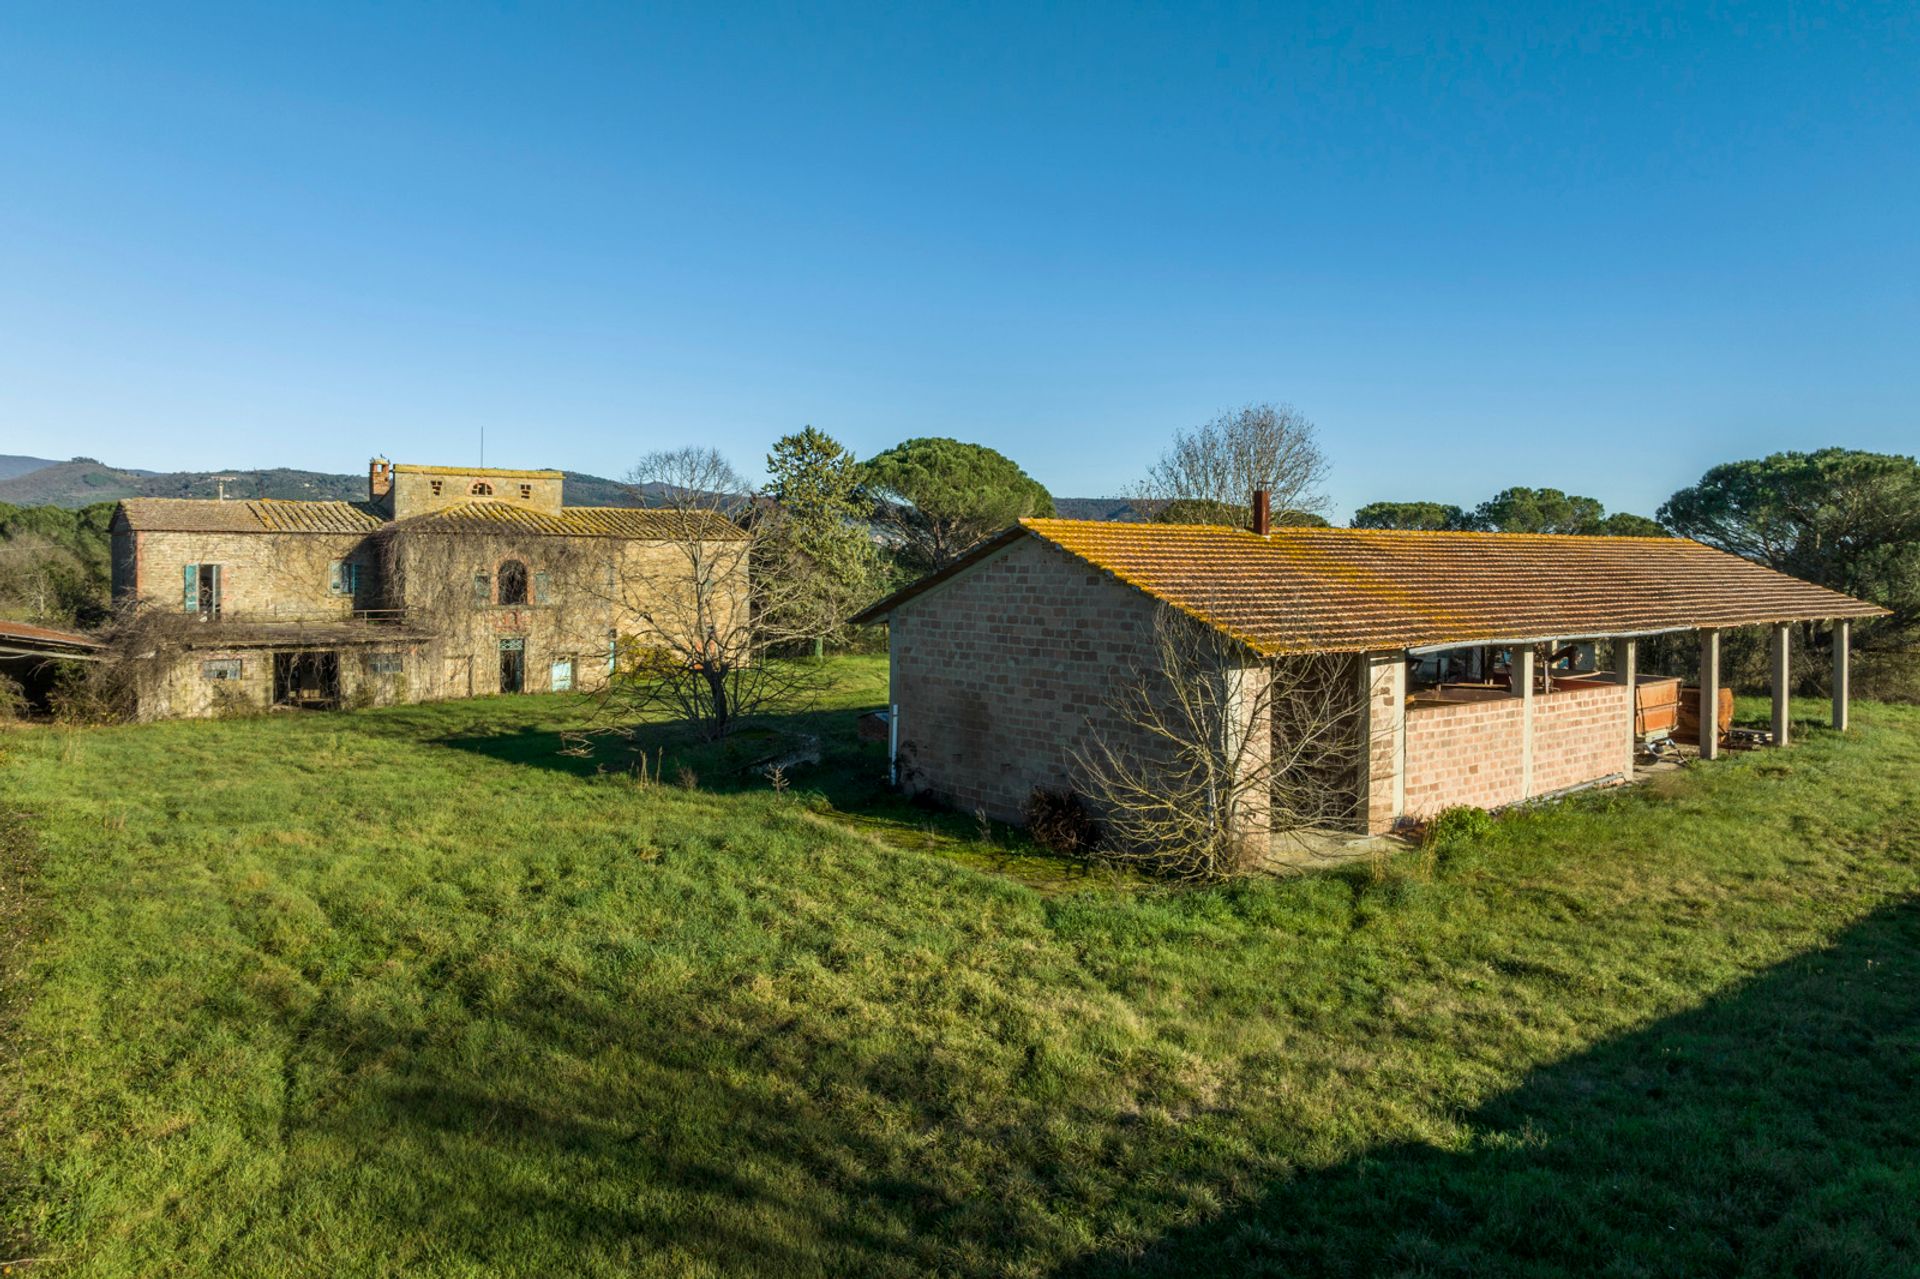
[392,501,745,540]
[0,618,102,648]
[854,520,1890,654]
[116,498,384,534]
[113,496,738,541]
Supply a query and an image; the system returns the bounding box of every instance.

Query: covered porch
[1357,617,1862,833]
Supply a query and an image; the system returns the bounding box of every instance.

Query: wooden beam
[1699,628,1721,760]
[1833,619,1851,732]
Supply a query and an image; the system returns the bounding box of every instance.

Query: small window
[202,658,242,681]
[182,564,222,617]
[518,483,532,500]
[368,653,404,676]
[471,481,493,496]
[328,560,360,596]
[430,479,444,496]
[473,573,491,605]
[498,559,529,606]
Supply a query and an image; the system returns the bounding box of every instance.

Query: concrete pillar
[1770,622,1792,747]
[1357,652,1406,833]
[1699,628,1721,760]
[1832,619,1851,732]
[1614,637,1638,777]
[1225,662,1274,856]
[1513,645,1536,799]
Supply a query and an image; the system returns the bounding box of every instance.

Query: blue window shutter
[208,564,221,615]
[329,560,345,595]
[533,572,552,605]
[473,573,490,605]
[183,564,198,611]
[349,562,361,594]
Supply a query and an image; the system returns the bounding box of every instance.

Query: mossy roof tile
[855,520,1890,653]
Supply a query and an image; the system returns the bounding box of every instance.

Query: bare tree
[1136,402,1331,524]
[1072,607,1362,882]
[593,447,825,739]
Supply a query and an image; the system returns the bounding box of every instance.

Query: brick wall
[1404,695,1526,816]
[1400,680,1631,822]
[1531,682,1632,795]
[890,535,1210,826]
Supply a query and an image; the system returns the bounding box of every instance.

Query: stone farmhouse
[854,496,1888,843]
[109,459,745,719]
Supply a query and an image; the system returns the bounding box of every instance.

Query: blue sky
[2,2,1915,520]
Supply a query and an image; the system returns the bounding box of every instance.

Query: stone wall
[146,640,432,720]
[119,530,372,621]
[387,467,564,519]
[388,529,746,701]
[115,521,748,718]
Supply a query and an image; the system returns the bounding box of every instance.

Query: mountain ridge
[0,460,661,510]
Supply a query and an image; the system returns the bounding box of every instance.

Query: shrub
[1023,788,1101,858]
[0,673,26,722]
[1424,805,1495,866]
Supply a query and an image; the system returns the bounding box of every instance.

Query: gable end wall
[888,535,1167,823]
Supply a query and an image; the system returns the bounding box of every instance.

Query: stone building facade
[109,459,745,719]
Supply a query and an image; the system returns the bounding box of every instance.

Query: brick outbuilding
[853,514,1888,841]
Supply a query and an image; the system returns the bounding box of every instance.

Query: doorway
[499,638,526,694]
[273,651,341,709]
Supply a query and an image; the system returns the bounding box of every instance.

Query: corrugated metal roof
[116,498,385,534]
[853,520,1890,654]
[394,501,744,540]
[0,618,102,648]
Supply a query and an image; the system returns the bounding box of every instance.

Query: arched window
[497,559,529,606]
[471,481,494,496]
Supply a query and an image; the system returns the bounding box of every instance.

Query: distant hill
[0,454,1122,517]
[0,458,656,510]
[0,455,62,482]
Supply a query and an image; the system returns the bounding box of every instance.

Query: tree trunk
[702,664,731,738]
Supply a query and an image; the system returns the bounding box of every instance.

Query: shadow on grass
[297,955,1084,1276]
[276,898,1920,1275]
[1057,896,1920,1277]
[434,706,1124,892]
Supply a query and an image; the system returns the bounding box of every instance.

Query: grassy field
[2,655,1917,1277]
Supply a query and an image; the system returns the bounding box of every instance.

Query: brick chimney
[369,457,393,502]
[1251,488,1271,536]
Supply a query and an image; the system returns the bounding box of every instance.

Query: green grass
[2,658,1917,1277]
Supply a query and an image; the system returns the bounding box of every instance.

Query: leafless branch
[1135,402,1331,522]
[1072,607,1361,881]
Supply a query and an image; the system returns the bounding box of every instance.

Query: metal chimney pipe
[1252,489,1271,535]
